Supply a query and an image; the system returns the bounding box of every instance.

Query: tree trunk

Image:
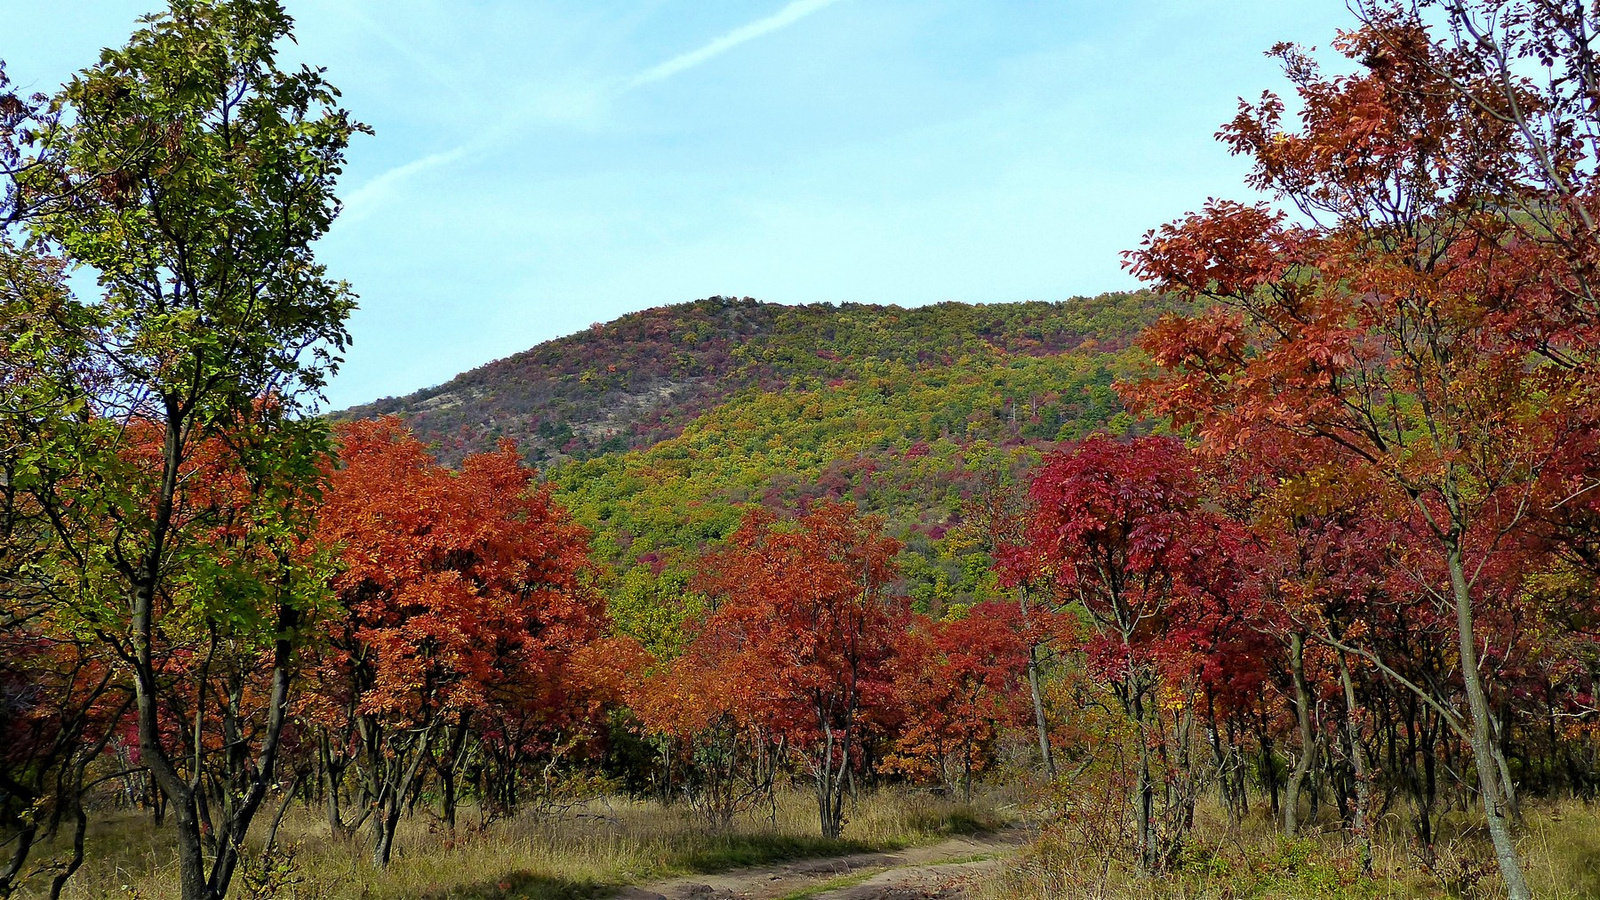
[1018,589,1055,778]
[814,717,850,840]
[1130,682,1156,873]
[1338,656,1374,875]
[1445,534,1531,900]
[320,734,353,839]
[371,723,437,869]
[1284,632,1318,836]
[1027,645,1055,778]
[133,575,212,900]
[438,715,471,832]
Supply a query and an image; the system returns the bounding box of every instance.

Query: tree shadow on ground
[673,832,878,873]
[411,871,605,899]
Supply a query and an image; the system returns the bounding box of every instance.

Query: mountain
[336,292,1173,652]
[336,293,1168,467]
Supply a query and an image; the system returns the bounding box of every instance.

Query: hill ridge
[335,292,1168,467]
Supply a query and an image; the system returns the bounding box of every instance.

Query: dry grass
[24,787,1003,899]
[969,797,1600,900]
[41,784,1600,898]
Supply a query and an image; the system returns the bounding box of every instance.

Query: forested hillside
[338,292,1167,465]
[340,292,1170,637]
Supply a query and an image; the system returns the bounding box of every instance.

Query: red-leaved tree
[1012,435,1247,872]
[1122,18,1596,895]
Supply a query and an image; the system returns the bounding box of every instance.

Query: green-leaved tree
[6,2,365,897]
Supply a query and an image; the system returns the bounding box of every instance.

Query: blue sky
[2,1,1354,409]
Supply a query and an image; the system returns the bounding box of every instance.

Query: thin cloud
[626,0,846,89]
[343,0,849,220]
[343,144,472,220]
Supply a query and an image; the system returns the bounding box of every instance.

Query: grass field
[22,786,1600,898]
[33,789,1001,899]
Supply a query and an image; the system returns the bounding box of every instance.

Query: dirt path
[611,827,1027,900]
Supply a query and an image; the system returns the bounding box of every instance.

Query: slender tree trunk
[1129,680,1156,873]
[1338,656,1374,875]
[44,797,86,900]
[438,715,471,832]
[1018,588,1055,778]
[1207,696,1242,828]
[1284,633,1318,836]
[372,724,437,869]
[1259,731,1280,819]
[815,719,848,839]
[1,822,38,897]
[206,602,298,900]
[133,581,211,900]
[320,734,352,839]
[1027,646,1054,778]
[262,776,300,857]
[1445,534,1531,900]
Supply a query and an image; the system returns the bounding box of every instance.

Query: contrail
[344,0,849,217]
[626,0,847,89]
[342,144,472,220]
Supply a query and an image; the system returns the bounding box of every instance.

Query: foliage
[886,602,1034,799]
[308,418,609,865]
[2,2,364,897]
[341,293,1171,466]
[551,322,1152,621]
[1115,6,1600,897]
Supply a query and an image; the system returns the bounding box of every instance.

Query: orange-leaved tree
[691,501,906,839]
[632,645,786,829]
[886,602,1033,801]
[309,418,604,866]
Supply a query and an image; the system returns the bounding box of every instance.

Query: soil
[611,827,1028,900]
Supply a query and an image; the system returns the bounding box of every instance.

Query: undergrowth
[970,798,1600,900]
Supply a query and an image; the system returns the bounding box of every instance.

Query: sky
[1,1,1356,410]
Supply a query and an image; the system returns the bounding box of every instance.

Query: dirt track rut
[611,827,1026,900]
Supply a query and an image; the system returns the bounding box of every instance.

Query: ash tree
[2,2,365,898]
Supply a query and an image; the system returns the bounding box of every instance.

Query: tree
[5,3,365,897]
[887,603,1032,800]
[1122,18,1595,895]
[965,471,1059,777]
[1354,0,1600,357]
[633,648,786,829]
[1014,435,1243,872]
[693,502,906,839]
[0,631,128,900]
[309,418,605,866]
[1239,459,1411,863]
